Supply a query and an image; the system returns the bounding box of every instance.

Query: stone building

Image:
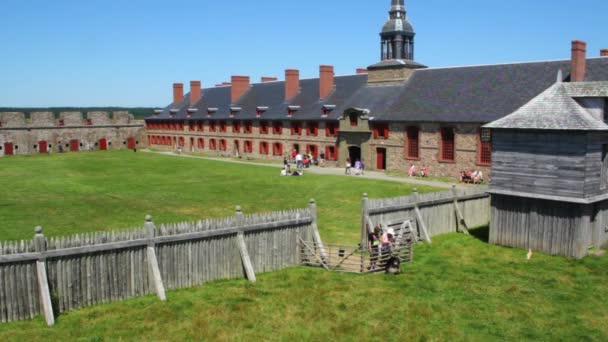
[0,111,144,156]
[144,0,608,178]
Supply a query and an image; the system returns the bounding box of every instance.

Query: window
[440,127,455,162]
[232,120,241,133]
[273,142,283,156]
[326,122,338,136]
[243,121,253,134]
[219,139,227,151]
[291,122,302,135]
[306,144,319,158]
[85,119,92,126]
[197,138,205,149]
[272,121,283,135]
[198,121,204,132]
[373,123,389,139]
[260,141,269,154]
[325,145,338,160]
[259,121,269,134]
[209,139,217,150]
[306,122,319,136]
[405,126,419,159]
[244,140,253,153]
[219,121,227,133]
[209,121,217,132]
[189,121,196,131]
[349,113,358,127]
[477,128,492,165]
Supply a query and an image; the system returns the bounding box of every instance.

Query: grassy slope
[0,230,606,341]
[0,150,437,242]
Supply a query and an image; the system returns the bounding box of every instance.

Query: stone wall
[30,112,55,127]
[0,112,26,127]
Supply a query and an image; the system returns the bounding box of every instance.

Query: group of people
[367,224,396,271]
[460,169,484,184]
[290,150,318,169]
[408,164,429,177]
[345,158,365,175]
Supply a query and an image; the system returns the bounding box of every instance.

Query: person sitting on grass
[420,164,429,177]
[472,170,484,184]
[408,164,417,177]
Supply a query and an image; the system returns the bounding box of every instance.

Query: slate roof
[147,57,608,124]
[484,83,608,131]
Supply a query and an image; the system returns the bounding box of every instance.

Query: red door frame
[39,141,48,153]
[70,139,79,152]
[376,148,386,170]
[127,137,136,149]
[4,142,14,155]
[99,138,107,150]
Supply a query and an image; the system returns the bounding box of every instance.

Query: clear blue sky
[0,0,606,107]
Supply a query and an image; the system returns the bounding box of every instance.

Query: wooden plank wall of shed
[489,194,591,259]
[584,132,608,198]
[491,130,587,199]
[592,200,608,248]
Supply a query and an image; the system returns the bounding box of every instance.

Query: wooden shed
[485,81,608,258]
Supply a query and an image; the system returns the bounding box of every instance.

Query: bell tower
[368,0,426,84]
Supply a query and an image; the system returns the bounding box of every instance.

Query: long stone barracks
[0,111,144,155]
[144,1,608,178]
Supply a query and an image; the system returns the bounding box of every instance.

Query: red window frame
[259,141,269,154]
[243,121,253,134]
[189,121,196,131]
[219,139,227,151]
[405,126,420,159]
[477,128,492,165]
[306,122,319,136]
[273,142,283,156]
[219,121,227,133]
[306,144,319,158]
[197,138,205,149]
[325,145,338,161]
[198,121,204,132]
[232,120,241,133]
[244,140,253,153]
[291,122,302,135]
[209,121,217,132]
[325,122,338,137]
[373,123,389,139]
[272,121,283,135]
[259,121,269,134]
[209,139,217,150]
[440,127,455,162]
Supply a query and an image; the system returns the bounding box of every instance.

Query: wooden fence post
[413,189,432,243]
[144,216,166,301]
[308,199,328,264]
[235,206,256,282]
[361,193,370,248]
[33,226,55,326]
[451,185,470,235]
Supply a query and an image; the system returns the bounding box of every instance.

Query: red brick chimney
[319,65,335,99]
[173,83,184,105]
[571,40,587,82]
[231,76,250,103]
[356,68,368,74]
[285,69,300,100]
[601,49,608,57]
[190,81,201,105]
[261,77,278,83]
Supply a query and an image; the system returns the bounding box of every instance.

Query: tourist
[472,170,484,184]
[283,157,289,168]
[345,158,351,174]
[291,149,297,163]
[281,167,288,176]
[354,159,362,175]
[408,164,417,177]
[368,225,381,270]
[360,159,365,175]
[319,152,325,166]
[381,228,395,254]
[296,153,303,169]
[420,164,429,177]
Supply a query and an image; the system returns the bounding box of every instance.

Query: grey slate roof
[484,83,608,131]
[147,57,608,124]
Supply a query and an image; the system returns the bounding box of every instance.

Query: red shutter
[373,126,379,139]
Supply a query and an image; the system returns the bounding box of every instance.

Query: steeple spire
[381,0,415,60]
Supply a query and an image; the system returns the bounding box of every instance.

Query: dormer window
[207,107,218,118]
[291,122,302,135]
[230,107,242,117]
[153,109,163,117]
[256,106,268,118]
[349,113,358,127]
[187,108,197,118]
[287,106,300,117]
[169,109,178,117]
[322,105,335,117]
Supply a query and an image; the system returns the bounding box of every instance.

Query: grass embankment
[0,150,437,242]
[0,229,606,341]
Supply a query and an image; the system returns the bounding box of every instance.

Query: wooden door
[70,139,79,152]
[376,148,386,170]
[39,141,48,153]
[127,137,136,149]
[99,138,107,150]
[4,142,14,155]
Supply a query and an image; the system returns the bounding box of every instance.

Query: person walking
[345,158,351,174]
[360,159,365,175]
[296,153,303,169]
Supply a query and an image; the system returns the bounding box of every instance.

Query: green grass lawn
[0,229,606,341]
[1,151,607,341]
[0,150,438,242]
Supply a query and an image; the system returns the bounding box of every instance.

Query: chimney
[571,40,587,82]
[190,81,201,105]
[319,65,335,100]
[173,83,184,105]
[231,76,250,103]
[601,49,608,57]
[356,68,368,74]
[285,69,300,100]
[261,77,278,83]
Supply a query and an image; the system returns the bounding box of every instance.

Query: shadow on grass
[469,226,489,243]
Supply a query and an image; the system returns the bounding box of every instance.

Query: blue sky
[0,0,606,107]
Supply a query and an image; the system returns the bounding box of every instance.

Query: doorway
[234,140,240,156]
[70,139,79,152]
[293,144,300,153]
[348,146,361,164]
[376,147,386,170]
[127,137,136,149]
[99,138,108,150]
[4,142,14,155]
[39,141,48,153]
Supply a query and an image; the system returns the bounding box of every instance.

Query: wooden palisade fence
[362,186,491,245]
[0,201,321,326]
